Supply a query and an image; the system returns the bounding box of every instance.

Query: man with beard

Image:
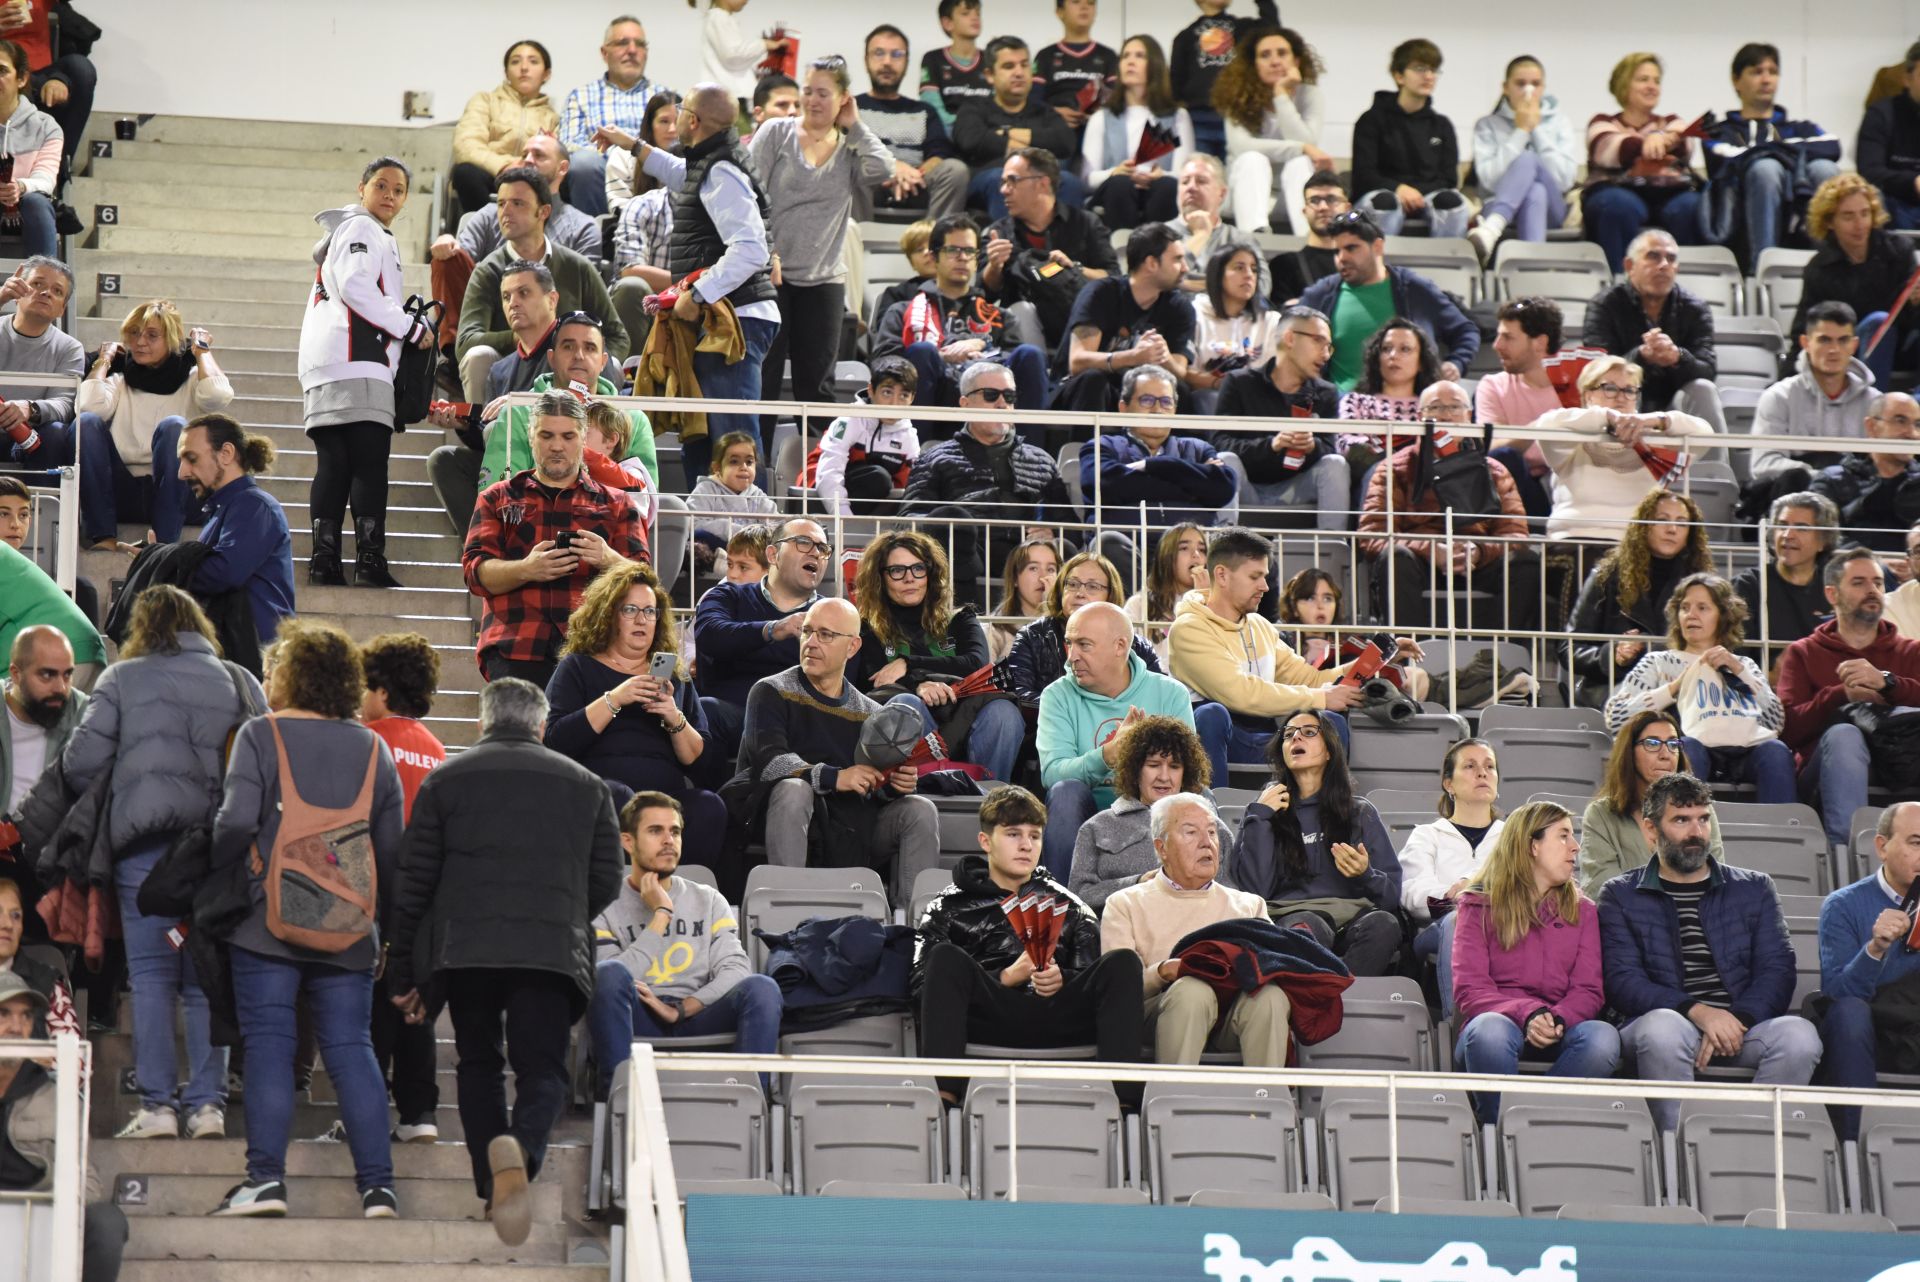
[856,24,968,221]
[177,413,295,649]
[1163,155,1269,299]
[1298,211,1478,390]
[1597,771,1820,1131]
[1,627,83,919]
[462,393,644,687]
[1778,546,1920,844]
[1268,171,1348,304]
[692,517,830,758]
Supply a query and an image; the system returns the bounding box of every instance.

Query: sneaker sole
[363,1205,399,1219]
[212,1201,287,1218]
[487,1135,531,1247]
[395,1130,439,1144]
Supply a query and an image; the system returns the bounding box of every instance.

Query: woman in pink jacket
[1450,799,1619,1121]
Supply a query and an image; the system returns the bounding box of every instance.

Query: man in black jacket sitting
[913,785,1143,1102]
[1582,229,1728,433]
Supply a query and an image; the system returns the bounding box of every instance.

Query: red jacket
[1777,620,1920,756]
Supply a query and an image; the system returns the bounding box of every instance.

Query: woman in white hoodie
[1467,57,1580,263]
[1398,737,1504,1016]
[296,157,432,590]
[0,39,62,260]
[1535,356,1713,541]
[1603,572,1794,803]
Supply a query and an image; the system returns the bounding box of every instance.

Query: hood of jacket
[0,96,56,160]
[1489,93,1564,123]
[1370,88,1438,124]
[310,205,387,267]
[1790,349,1874,393]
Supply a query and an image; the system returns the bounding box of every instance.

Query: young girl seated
[689,431,780,571]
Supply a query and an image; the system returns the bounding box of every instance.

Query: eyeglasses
[1280,724,1322,743]
[1593,382,1639,399]
[969,386,1014,404]
[1129,395,1176,411]
[1405,62,1442,76]
[1000,172,1047,188]
[772,535,833,558]
[1636,736,1684,753]
[883,563,930,581]
[799,626,855,644]
[615,604,661,621]
[938,246,979,259]
[1304,194,1348,208]
[1423,401,1472,416]
[1061,577,1109,594]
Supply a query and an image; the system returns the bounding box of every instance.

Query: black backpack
[391,295,444,429]
[1414,420,1498,517]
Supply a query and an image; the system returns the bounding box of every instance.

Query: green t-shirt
[1328,278,1398,392]
[0,541,106,666]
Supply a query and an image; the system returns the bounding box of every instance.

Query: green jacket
[479,372,657,492]
[0,542,105,667]
[1037,653,1196,808]
[1,677,86,816]
[455,240,629,362]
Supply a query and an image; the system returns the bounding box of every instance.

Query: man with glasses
[694,517,830,757]
[1584,229,1728,436]
[901,362,1073,607]
[872,214,1048,410]
[1164,155,1269,298]
[1810,393,1920,554]
[1298,212,1478,392]
[1749,301,1878,507]
[1889,520,1920,638]
[731,597,940,903]
[0,258,84,470]
[1269,172,1348,305]
[560,16,670,218]
[856,24,969,221]
[1213,306,1349,531]
[953,37,1085,220]
[1734,492,1840,671]
[1053,223,1195,414]
[1359,381,1540,632]
[979,146,1117,351]
[1351,38,1470,239]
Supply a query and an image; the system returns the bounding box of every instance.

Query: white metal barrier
[0,1034,92,1282]
[0,370,84,595]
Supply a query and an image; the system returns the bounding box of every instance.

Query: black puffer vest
[667,129,777,309]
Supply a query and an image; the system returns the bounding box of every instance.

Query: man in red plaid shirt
[464,392,647,685]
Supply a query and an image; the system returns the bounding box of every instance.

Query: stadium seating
[1497,1092,1662,1216]
[1139,1082,1304,1205]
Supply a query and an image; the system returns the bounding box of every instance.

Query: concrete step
[92,225,336,262]
[71,176,422,220]
[292,527,462,563]
[95,140,397,174]
[294,579,472,618]
[86,116,455,161]
[77,318,305,355]
[81,295,309,327]
[255,420,445,461]
[261,473,438,514]
[96,1134,588,1183]
[278,501,465,538]
[86,273,315,307]
[119,1265,605,1282]
[95,202,434,246]
[74,248,430,288]
[331,611,477,650]
[290,556,470,593]
[116,1171,561,1222]
[229,371,306,397]
[123,1214,567,1263]
[89,157,418,193]
[232,396,306,426]
[264,446,435,485]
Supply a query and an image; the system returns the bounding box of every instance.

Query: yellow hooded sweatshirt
[1166,590,1343,717]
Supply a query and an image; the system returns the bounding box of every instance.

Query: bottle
[0,156,17,235]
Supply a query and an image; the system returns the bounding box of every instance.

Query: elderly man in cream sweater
[1891,522,1920,640]
[1100,791,1283,1066]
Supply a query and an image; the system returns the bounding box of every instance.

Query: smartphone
[555,530,574,550]
[649,651,678,681]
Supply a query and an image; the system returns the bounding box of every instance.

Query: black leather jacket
[911,853,1101,998]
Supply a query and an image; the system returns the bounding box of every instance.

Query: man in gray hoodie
[1751,300,1878,499]
[585,790,779,1098]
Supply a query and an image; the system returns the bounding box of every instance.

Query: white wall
[88,0,1920,162]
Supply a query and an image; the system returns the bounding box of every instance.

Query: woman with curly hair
[1578,707,1723,897]
[544,560,726,867]
[210,619,406,1215]
[1451,800,1619,1123]
[1082,35,1195,230]
[1603,572,1793,802]
[1233,709,1402,975]
[1794,172,1920,388]
[1068,715,1229,911]
[1568,487,1714,707]
[988,538,1059,663]
[1124,523,1207,665]
[1335,318,1440,483]
[1214,25,1330,234]
[851,529,1025,782]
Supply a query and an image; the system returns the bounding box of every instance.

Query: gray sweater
[746,117,896,286]
[1068,794,1234,913]
[0,315,85,427]
[593,873,750,1005]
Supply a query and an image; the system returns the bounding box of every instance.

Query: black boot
[353,516,402,588]
[308,518,346,586]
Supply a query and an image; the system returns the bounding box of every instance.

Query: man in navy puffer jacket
[1597,772,1821,1130]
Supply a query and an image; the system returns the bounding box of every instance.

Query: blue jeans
[1621,1007,1822,1131]
[887,692,1025,782]
[1359,188,1472,239]
[1798,720,1883,845]
[73,412,195,544]
[1583,185,1702,271]
[1855,311,1920,391]
[967,167,1089,223]
[901,341,1050,412]
[113,841,226,1114]
[700,696,746,764]
[1212,710,1351,773]
[1242,453,1351,531]
[588,962,782,1095]
[1680,736,1798,805]
[1042,779,1098,881]
[1415,910,1462,1019]
[229,945,393,1191]
[13,190,56,259]
[1818,994,1876,1141]
[1481,151,1566,243]
[1742,157,1841,260]
[1193,701,1231,788]
[1886,194,1920,232]
[685,315,779,484]
[566,146,609,217]
[1456,1010,1622,1123]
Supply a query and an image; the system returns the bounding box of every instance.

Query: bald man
[730,597,939,903]
[1035,602,1198,880]
[4,625,84,919]
[595,82,780,482]
[1810,392,1920,555]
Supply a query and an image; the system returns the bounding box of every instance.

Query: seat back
[963,1082,1124,1200]
[789,1082,945,1195]
[1482,727,1612,799]
[1363,788,1439,814]
[1272,533,1356,606]
[773,1012,913,1102]
[1672,245,1744,314]
[653,492,691,596]
[1296,994,1439,1119]
[1348,713,1470,798]
[1739,1209,1897,1232]
[742,866,889,971]
[1498,1093,1661,1216]
[1754,247,1815,329]
[653,1074,770,1183]
[1557,1202,1707,1225]
[818,1179,965,1200]
[1141,1082,1302,1205]
[1319,1086,1480,1211]
[1783,915,1821,1012]
[1477,705,1606,736]
[910,866,954,928]
[1679,1105,1841,1225]
[1861,1107,1920,1231]
[1060,440,1087,518]
[1716,817,1829,896]
[1851,806,1886,885]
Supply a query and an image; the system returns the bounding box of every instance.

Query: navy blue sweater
[1078,431,1237,530]
[191,475,294,644]
[692,580,819,709]
[1233,792,1400,909]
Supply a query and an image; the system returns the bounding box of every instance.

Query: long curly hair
[1353,317,1439,397]
[1598,707,1682,817]
[1145,523,1206,635]
[1592,488,1711,615]
[1465,800,1583,951]
[855,529,955,655]
[1111,714,1211,800]
[1212,26,1322,133]
[1260,710,1360,893]
[1808,172,1888,243]
[560,560,684,680]
[270,620,365,721]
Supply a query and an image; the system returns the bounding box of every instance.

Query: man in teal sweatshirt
[1036,601,1195,883]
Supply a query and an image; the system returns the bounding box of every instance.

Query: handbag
[1415,419,1497,516]
[1841,702,1920,791]
[390,295,444,429]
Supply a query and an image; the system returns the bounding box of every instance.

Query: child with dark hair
[688,432,779,571]
[813,355,922,516]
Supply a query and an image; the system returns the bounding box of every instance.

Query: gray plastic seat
[677,1178,782,1198]
[1189,1189,1336,1210]
[1860,1106,1920,1231]
[1678,1103,1842,1225]
[1556,1202,1706,1225]
[1741,1209,1896,1231]
[1141,1082,1302,1205]
[1482,727,1612,799]
[652,492,690,595]
[1319,1086,1479,1211]
[741,865,889,971]
[652,1073,770,1184]
[1477,705,1606,735]
[788,1080,944,1195]
[1716,814,1829,896]
[1374,1196,1518,1216]
[1348,713,1470,798]
[1272,534,1355,603]
[961,1081,1124,1201]
[1015,1185,1151,1204]
[1851,805,1886,885]
[1783,915,1822,1013]
[818,1180,965,1200]
[674,864,721,894]
[1363,788,1439,814]
[1497,1092,1661,1216]
[773,1013,911,1103]
[1297,996,1439,1120]
[910,866,953,928]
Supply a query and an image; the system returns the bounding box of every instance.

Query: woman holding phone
[544,560,726,869]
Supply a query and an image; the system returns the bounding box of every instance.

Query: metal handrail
[0,1035,90,1282]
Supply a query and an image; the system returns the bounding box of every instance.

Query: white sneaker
[115,1106,179,1139]
[185,1105,226,1139]
[393,1122,439,1144]
[1467,216,1506,267]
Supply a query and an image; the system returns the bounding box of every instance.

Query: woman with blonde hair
[1214,25,1329,235]
[1794,172,1920,388]
[71,298,233,549]
[1581,52,1702,269]
[1567,486,1714,707]
[851,528,1023,781]
[1451,800,1619,1121]
[1001,549,1162,704]
[545,560,725,867]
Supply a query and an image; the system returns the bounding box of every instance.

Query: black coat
[910,853,1099,998]
[386,727,624,1017]
[102,541,263,677]
[1791,230,1920,343]
[1582,281,1718,411]
[899,432,1074,529]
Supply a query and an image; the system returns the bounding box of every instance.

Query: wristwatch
[1884,670,1899,695]
[25,402,39,427]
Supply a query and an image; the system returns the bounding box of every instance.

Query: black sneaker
[361,1186,399,1219]
[211,1179,288,1217]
